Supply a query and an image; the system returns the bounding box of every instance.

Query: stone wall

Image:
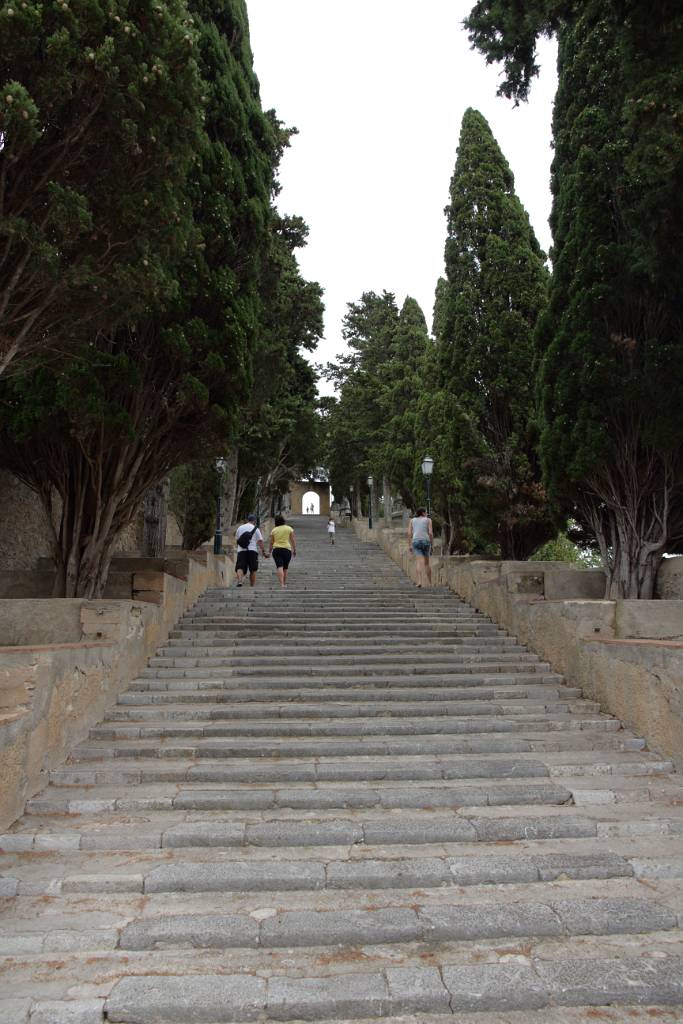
[353,519,683,770]
[658,557,683,599]
[0,551,228,830]
[0,469,184,572]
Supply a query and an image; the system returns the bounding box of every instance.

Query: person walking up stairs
[1,515,683,1022]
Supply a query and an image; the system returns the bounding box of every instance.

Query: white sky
[246,1,558,393]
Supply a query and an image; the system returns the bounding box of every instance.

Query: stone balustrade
[0,551,228,830]
[354,519,683,769]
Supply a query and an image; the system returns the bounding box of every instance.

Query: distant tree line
[0,0,323,596]
[324,0,682,599]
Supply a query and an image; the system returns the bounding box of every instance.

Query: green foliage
[169,460,220,550]
[324,291,400,501]
[530,531,602,567]
[380,298,432,509]
[534,3,683,595]
[0,0,279,597]
[234,189,324,511]
[0,0,205,372]
[464,1,572,102]
[466,0,683,594]
[434,108,555,558]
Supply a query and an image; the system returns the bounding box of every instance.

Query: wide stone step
[89,712,615,740]
[104,697,597,722]
[0,850,645,896]
[115,895,677,953]
[0,811,604,851]
[49,749,667,786]
[160,640,523,656]
[118,682,578,704]
[103,954,683,1021]
[148,653,544,669]
[48,749,666,786]
[138,668,562,684]
[178,616,501,629]
[69,728,633,762]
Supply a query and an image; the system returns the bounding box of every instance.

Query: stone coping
[0,640,116,654]
[589,637,683,650]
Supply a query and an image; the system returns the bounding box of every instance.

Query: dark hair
[274,514,286,526]
[416,507,427,516]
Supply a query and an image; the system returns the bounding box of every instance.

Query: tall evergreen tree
[466,1,683,595]
[324,291,400,494]
[537,4,683,596]
[436,108,554,558]
[0,0,204,374]
[380,297,431,509]
[0,0,277,597]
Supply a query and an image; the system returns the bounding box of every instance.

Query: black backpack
[237,525,258,550]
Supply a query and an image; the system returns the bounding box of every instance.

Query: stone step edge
[2,898,680,961]
[6,812,683,852]
[11,851,683,897]
[102,954,683,1021]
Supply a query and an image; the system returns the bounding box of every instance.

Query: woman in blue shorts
[408,507,433,587]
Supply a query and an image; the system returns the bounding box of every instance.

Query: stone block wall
[353,519,683,770]
[0,551,228,830]
[0,469,182,571]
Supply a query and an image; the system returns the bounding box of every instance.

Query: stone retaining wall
[0,551,228,830]
[354,520,683,769]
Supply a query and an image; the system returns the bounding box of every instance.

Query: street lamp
[421,455,434,517]
[367,475,374,530]
[349,483,354,519]
[214,457,227,554]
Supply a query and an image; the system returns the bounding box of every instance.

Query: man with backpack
[234,514,269,588]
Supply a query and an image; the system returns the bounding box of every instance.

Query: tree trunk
[582,438,680,599]
[223,449,239,527]
[383,475,391,525]
[142,478,169,557]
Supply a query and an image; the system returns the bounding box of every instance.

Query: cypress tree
[0,0,204,374]
[381,297,431,509]
[0,0,278,597]
[325,291,400,489]
[466,1,683,594]
[536,3,683,596]
[437,108,554,558]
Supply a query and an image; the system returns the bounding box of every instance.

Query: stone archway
[289,479,330,516]
[301,491,320,515]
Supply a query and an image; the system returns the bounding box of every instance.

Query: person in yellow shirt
[268,514,297,589]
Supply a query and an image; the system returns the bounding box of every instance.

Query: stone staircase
[1,515,683,1023]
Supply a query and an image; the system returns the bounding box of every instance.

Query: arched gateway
[288,475,330,516]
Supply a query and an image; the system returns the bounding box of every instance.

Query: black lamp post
[349,484,354,519]
[213,457,227,554]
[421,455,434,517]
[367,474,374,530]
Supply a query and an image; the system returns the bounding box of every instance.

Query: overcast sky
[246,1,558,393]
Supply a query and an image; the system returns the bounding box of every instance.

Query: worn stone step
[89,713,615,741]
[114,895,678,952]
[42,851,641,895]
[122,679,571,700]
[103,954,683,1021]
[147,653,545,671]
[0,811,604,851]
[104,696,596,723]
[111,688,581,712]
[69,729,635,762]
[137,669,564,686]
[49,748,665,786]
